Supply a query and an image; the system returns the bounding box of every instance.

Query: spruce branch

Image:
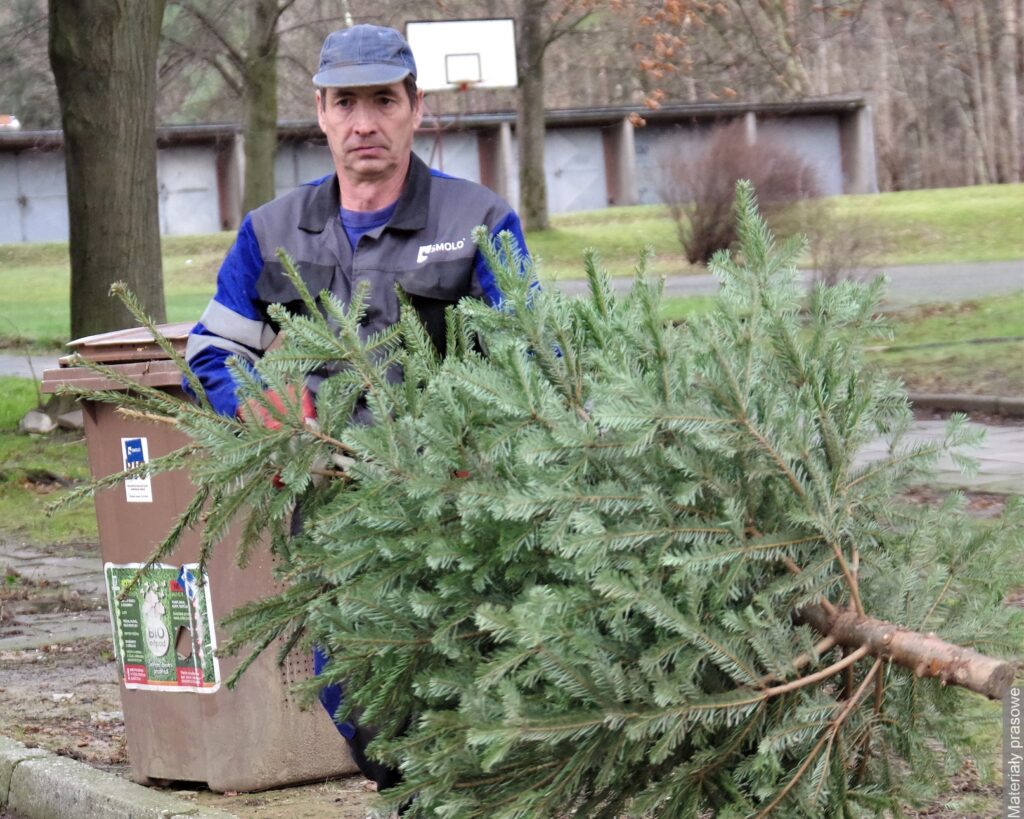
[755,659,883,818]
[116,407,178,426]
[109,280,211,407]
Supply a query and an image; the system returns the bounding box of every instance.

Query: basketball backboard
[406,19,518,92]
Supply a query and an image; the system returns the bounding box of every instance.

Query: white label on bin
[121,436,153,503]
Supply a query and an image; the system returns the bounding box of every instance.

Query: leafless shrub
[658,120,819,265]
[807,206,881,287]
[772,199,885,287]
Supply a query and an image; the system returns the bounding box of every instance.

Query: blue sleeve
[474,210,531,307]
[182,215,265,416]
[183,340,246,417]
[206,214,265,319]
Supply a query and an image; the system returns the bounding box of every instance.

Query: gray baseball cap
[313,24,417,88]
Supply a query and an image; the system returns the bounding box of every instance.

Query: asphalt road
[0,259,1020,379]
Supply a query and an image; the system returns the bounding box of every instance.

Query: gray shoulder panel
[427,175,514,227]
[249,183,326,261]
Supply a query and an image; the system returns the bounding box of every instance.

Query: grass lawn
[660,291,1024,396]
[0,183,1021,350]
[828,183,1024,265]
[0,241,219,348]
[869,292,1024,396]
[0,377,96,544]
[534,182,1024,275]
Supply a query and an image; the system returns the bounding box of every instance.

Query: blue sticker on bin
[121,436,153,502]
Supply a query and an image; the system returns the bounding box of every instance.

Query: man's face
[316,83,423,187]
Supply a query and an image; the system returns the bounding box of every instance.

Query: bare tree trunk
[812,0,830,95]
[956,3,995,184]
[1002,0,1022,182]
[874,3,926,190]
[799,605,1015,701]
[870,3,895,190]
[957,99,985,186]
[762,0,814,95]
[975,1,1002,181]
[241,0,280,213]
[1019,0,1024,73]
[49,0,167,340]
[683,51,698,104]
[517,0,549,232]
[912,51,936,188]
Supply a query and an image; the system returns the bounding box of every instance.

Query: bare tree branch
[179,1,246,71]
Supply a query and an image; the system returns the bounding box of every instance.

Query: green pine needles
[66,182,1022,817]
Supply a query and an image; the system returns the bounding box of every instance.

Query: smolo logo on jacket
[417,237,466,264]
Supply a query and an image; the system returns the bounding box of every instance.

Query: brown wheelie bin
[42,323,356,792]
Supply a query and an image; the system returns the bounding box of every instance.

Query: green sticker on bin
[104,562,221,692]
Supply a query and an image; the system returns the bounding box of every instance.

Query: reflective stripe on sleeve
[199,300,277,350]
[185,333,260,365]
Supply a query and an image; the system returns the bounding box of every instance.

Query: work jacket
[185,154,527,416]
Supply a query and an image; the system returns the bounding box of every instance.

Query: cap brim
[313,63,412,88]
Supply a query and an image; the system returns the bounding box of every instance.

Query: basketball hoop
[405,20,518,93]
[405,19,517,174]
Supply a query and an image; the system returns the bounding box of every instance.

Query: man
[186,23,527,418]
[184,24,528,790]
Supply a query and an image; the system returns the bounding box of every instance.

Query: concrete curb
[908,393,1024,417]
[0,735,237,819]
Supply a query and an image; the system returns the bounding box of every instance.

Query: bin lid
[64,322,193,365]
[41,322,194,393]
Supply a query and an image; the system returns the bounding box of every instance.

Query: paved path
[555,258,1024,306]
[858,419,1024,494]
[0,352,60,379]
[0,544,109,652]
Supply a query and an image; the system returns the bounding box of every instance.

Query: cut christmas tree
[65,183,1023,817]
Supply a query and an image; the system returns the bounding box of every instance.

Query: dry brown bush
[658,120,819,264]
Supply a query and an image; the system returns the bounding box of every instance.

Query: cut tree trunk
[49,0,167,339]
[799,604,1015,701]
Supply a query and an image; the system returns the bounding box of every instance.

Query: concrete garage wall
[0,155,25,244]
[0,145,225,243]
[157,145,222,236]
[0,150,68,243]
[505,127,610,215]
[545,128,608,213]
[757,115,843,196]
[0,97,876,243]
[634,122,717,206]
[413,131,481,183]
[633,115,844,206]
[274,141,333,199]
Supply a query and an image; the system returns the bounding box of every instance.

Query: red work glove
[238,386,317,488]
[240,385,317,429]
